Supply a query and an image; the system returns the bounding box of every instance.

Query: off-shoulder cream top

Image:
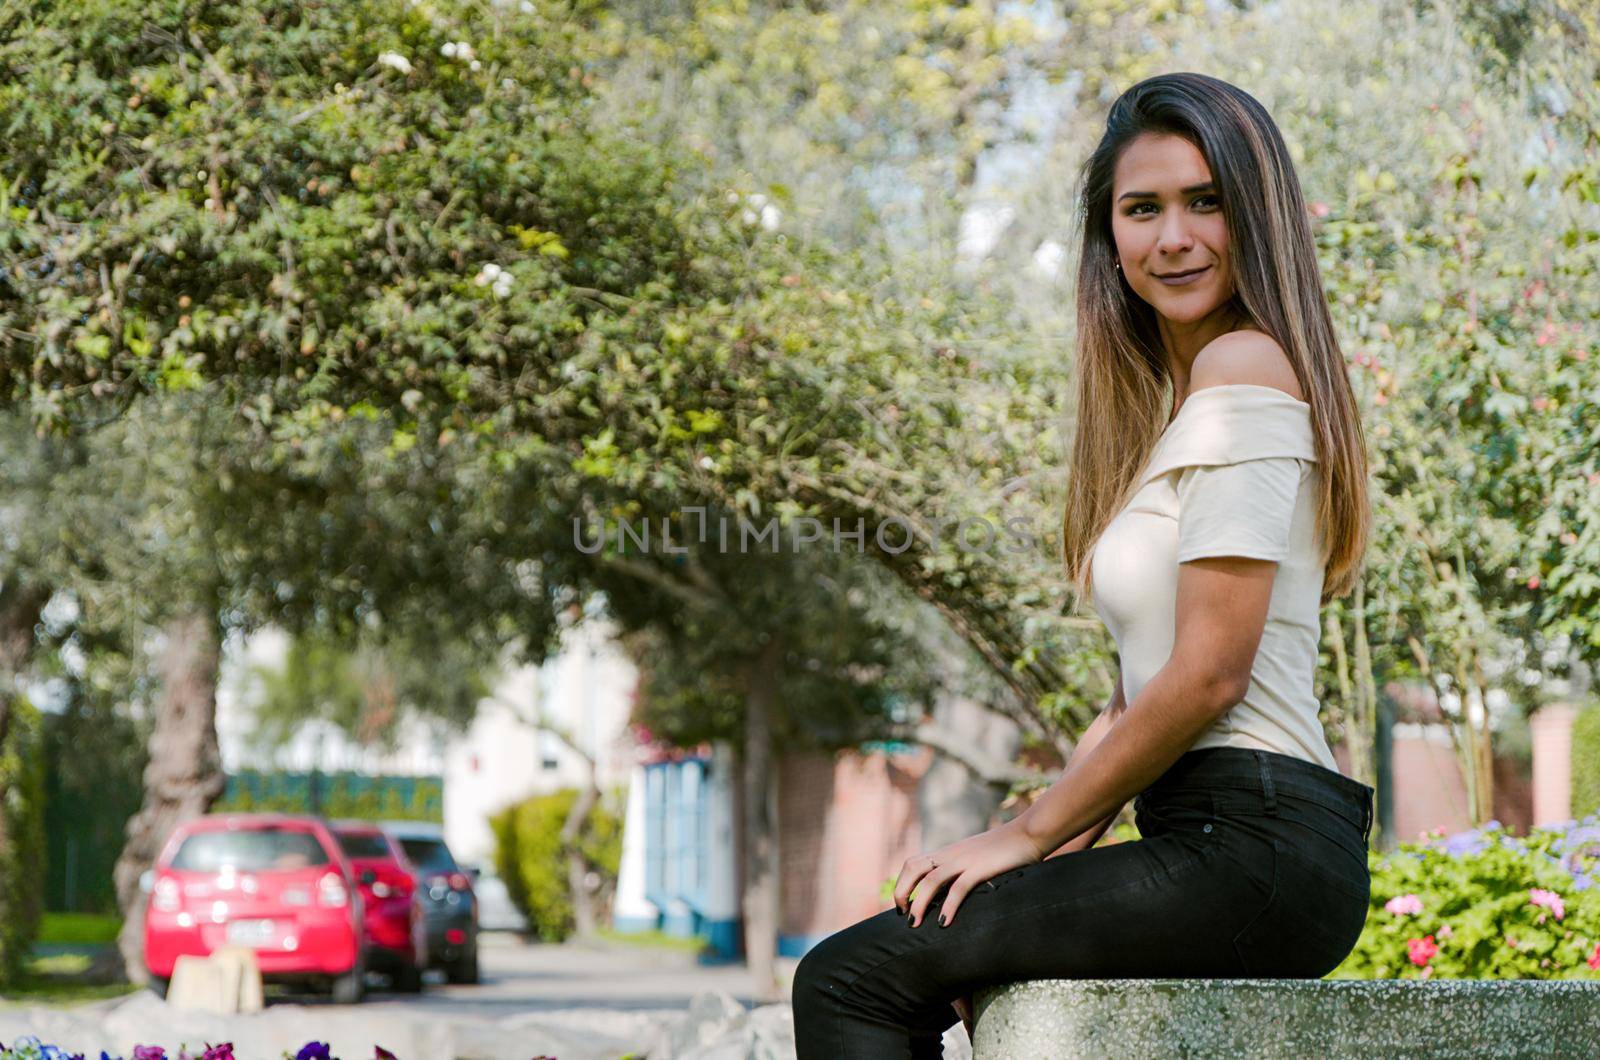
[1088,383,1335,770]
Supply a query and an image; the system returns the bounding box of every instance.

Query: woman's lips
[1154,264,1211,286]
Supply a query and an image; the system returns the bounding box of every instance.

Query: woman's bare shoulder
[1190,330,1304,402]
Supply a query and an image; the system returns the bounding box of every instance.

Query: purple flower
[295,1045,333,1060]
[201,1045,235,1060]
[132,1048,167,1060]
[1440,829,1489,856]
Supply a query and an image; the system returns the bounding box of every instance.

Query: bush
[1333,817,1600,979]
[0,696,48,986]
[1571,705,1600,820]
[490,788,622,943]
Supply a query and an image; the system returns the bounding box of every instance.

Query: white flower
[698,456,715,470]
[377,51,414,75]
[473,262,503,286]
[441,42,457,58]
[501,77,518,90]
[469,59,481,72]
[520,0,534,10]
[740,193,781,231]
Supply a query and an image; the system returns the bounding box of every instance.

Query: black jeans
[791,747,1374,1059]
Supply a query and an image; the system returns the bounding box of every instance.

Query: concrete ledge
[970,979,1600,1060]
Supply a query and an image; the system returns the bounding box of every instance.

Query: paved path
[359,931,801,1015]
[0,933,893,1059]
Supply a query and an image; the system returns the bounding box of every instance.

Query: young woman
[791,71,1375,1057]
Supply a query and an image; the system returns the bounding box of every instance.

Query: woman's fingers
[936,877,974,926]
[893,857,931,915]
[909,868,961,927]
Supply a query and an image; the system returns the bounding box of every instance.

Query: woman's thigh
[794,830,1260,1034]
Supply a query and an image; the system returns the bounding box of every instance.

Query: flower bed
[0,1041,400,1060]
[1333,815,1600,979]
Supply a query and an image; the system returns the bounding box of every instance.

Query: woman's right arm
[1040,675,1129,858]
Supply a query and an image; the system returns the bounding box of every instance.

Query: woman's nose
[1157,217,1195,254]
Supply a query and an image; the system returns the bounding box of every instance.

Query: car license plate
[225,918,276,946]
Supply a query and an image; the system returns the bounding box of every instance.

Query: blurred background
[0,0,1598,1045]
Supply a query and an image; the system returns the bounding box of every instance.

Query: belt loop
[1254,751,1278,816]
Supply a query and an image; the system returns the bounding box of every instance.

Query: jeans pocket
[1232,838,1369,978]
[978,866,1030,893]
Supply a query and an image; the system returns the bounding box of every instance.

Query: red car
[142,813,366,1003]
[329,820,426,992]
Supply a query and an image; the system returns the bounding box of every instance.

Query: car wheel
[445,949,479,985]
[392,960,424,994]
[330,959,366,1004]
[148,975,170,1000]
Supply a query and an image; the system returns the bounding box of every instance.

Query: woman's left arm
[897,552,1277,930]
[1012,552,1277,858]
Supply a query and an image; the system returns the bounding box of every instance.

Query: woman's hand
[893,819,1044,929]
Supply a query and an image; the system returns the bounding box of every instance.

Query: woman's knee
[793,930,849,1002]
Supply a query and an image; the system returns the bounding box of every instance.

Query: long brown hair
[1061,72,1370,607]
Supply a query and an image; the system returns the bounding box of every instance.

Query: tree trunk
[113,607,227,983]
[560,768,601,940]
[740,633,783,1004]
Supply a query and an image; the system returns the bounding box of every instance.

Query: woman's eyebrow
[1116,181,1216,203]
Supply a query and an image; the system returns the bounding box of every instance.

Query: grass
[594,925,708,953]
[0,913,137,1006]
[38,912,122,946]
[3,961,140,1005]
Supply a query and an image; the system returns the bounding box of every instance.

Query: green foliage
[214,770,443,823]
[241,628,497,754]
[1334,818,1600,979]
[0,697,48,986]
[490,787,622,942]
[41,700,147,915]
[1573,705,1600,819]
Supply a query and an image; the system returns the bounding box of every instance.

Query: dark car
[379,821,479,984]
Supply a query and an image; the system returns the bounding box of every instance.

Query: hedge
[0,696,48,986]
[213,770,442,823]
[490,788,622,943]
[1572,705,1600,820]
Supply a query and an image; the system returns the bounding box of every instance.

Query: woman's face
[1109,133,1235,325]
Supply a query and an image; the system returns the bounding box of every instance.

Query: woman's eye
[1129,195,1219,215]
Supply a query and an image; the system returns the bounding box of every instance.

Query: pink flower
[1309,201,1330,218]
[1530,888,1566,920]
[1437,923,1453,940]
[1406,935,1438,967]
[1385,894,1424,917]
[1587,942,1600,971]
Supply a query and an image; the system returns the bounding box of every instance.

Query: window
[170,828,330,872]
[398,837,459,875]
[335,831,392,859]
